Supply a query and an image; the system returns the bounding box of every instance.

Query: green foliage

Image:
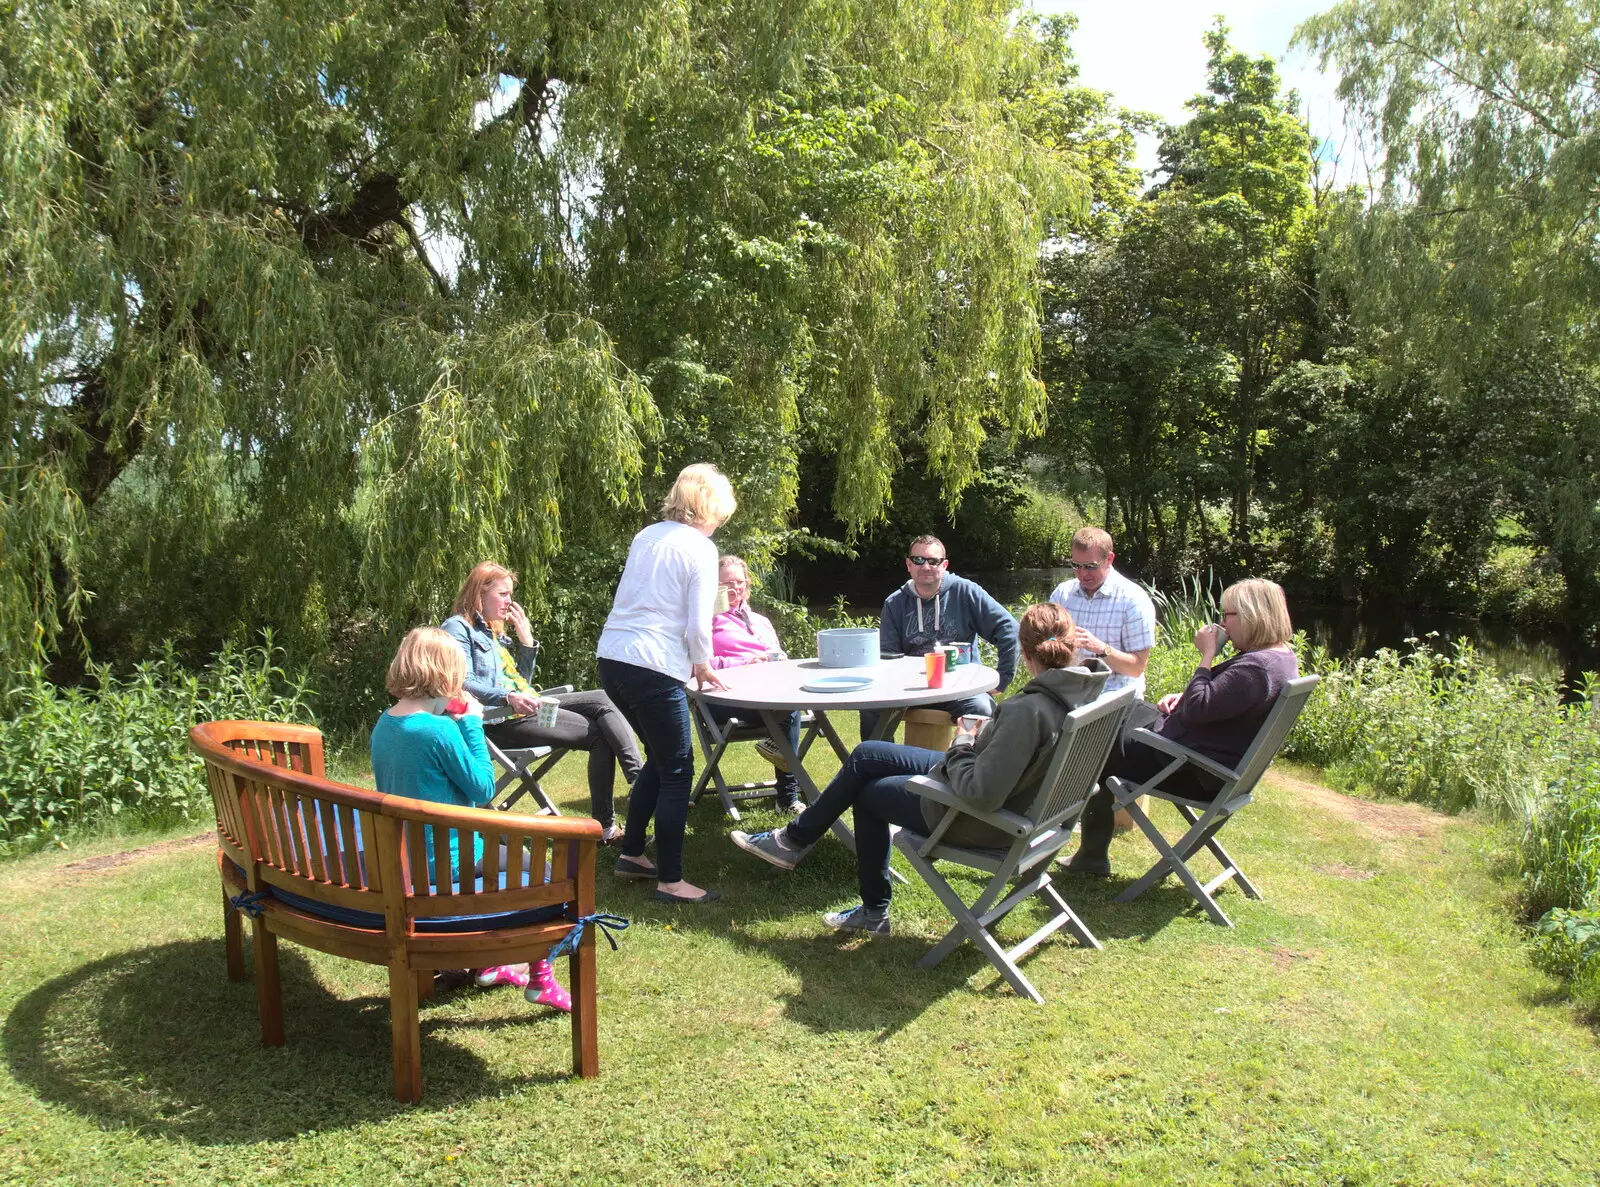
[1479,541,1568,626]
[1286,639,1585,817]
[0,638,312,853]
[1533,908,1600,1008]
[1040,22,1320,579]
[1297,0,1600,620]
[1521,751,1600,920]
[1,0,1089,671]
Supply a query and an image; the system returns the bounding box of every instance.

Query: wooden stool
[903,709,957,751]
[1114,797,1148,833]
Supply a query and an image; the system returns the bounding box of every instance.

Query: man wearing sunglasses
[868,535,1019,736]
[1047,526,1156,699]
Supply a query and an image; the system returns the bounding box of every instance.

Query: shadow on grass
[3,939,569,1143]
[604,810,1197,1026]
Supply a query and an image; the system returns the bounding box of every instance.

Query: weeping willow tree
[1,0,1084,668]
[1297,0,1600,620]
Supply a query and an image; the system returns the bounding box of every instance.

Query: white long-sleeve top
[596,519,719,681]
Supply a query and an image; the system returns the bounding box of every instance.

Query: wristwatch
[1092,647,1108,658]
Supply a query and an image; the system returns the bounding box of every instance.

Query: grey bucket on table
[816,627,881,668]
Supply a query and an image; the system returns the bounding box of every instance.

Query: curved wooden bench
[191,720,604,1102]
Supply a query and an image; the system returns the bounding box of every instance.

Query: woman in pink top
[708,556,801,813]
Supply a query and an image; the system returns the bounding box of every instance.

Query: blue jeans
[859,693,995,743]
[785,740,944,912]
[707,704,801,806]
[598,658,695,884]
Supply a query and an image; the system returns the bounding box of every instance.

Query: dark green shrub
[0,638,313,853]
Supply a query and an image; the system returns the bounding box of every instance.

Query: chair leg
[252,918,284,1047]
[389,963,423,1103]
[569,938,599,1078]
[1117,813,1236,926]
[1177,805,1261,900]
[903,848,1044,997]
[223,890,246,982]
[416,969,434,1001]
[1031,880,1102,951]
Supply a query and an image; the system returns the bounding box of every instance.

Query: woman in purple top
[1065,578,1299,876]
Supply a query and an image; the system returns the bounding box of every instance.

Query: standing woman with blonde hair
[596,463,736,904]
[1063,578,1299,877]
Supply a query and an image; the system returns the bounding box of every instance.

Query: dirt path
[55,832,213,881]
[1265,768,1448,843]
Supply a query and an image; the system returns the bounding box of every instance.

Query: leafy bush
[1479,542,1567,626]
[0,638,313,854]
[1533,908,1600,1008]
[1285,639,1592,819]
[1521,752,1600,918]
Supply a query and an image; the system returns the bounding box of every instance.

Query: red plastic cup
[924,650,946,688]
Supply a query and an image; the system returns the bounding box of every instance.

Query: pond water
[796,565,1600,693]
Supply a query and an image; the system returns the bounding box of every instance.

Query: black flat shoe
[614,855,656,880]
[653,887,723,904]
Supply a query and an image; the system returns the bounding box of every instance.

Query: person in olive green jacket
[729,603,1109,936]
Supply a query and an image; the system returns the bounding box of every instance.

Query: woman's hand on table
[692,663,728,691]
[506,690,542,716]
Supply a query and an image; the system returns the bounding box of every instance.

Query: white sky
[1034,1,1360,180]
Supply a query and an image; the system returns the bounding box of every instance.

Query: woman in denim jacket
[442,563,641,845]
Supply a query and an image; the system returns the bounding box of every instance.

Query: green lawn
[1,741,1597,1186]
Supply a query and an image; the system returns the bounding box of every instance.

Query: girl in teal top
[369,627,571,1011]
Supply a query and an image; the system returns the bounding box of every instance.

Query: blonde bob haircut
[660,463,737,529]
[386,627,468,700]
[451,561,516,626]
[1221,579,1293,653]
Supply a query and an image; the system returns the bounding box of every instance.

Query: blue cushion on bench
[226,859,570,934]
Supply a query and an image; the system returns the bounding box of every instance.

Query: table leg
[868,710,906,742]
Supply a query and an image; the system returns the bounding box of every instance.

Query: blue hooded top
[879,572,1020,689]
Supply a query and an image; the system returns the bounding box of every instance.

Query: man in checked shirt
[1047,526,1157,701]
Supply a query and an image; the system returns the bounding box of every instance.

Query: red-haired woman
[442,563,641,845]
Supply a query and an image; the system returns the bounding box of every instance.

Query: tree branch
[398,215,451,298]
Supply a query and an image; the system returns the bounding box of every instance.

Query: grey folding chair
[481,685,575,816]
[895,683,1134,1004]
[688,694,821,820]
[1108,674,1320,926]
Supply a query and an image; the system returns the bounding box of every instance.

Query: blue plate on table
[799,675,876,694]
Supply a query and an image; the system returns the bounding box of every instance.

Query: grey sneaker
[822,904,891,936]
[730,827,811,871]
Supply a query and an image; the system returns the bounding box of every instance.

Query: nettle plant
[0,637,313,853]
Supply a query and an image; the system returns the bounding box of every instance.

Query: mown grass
[2,733,1598,1186]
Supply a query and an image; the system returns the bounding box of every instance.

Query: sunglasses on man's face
[908,556,947,567]
[1070,560,1102,572]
